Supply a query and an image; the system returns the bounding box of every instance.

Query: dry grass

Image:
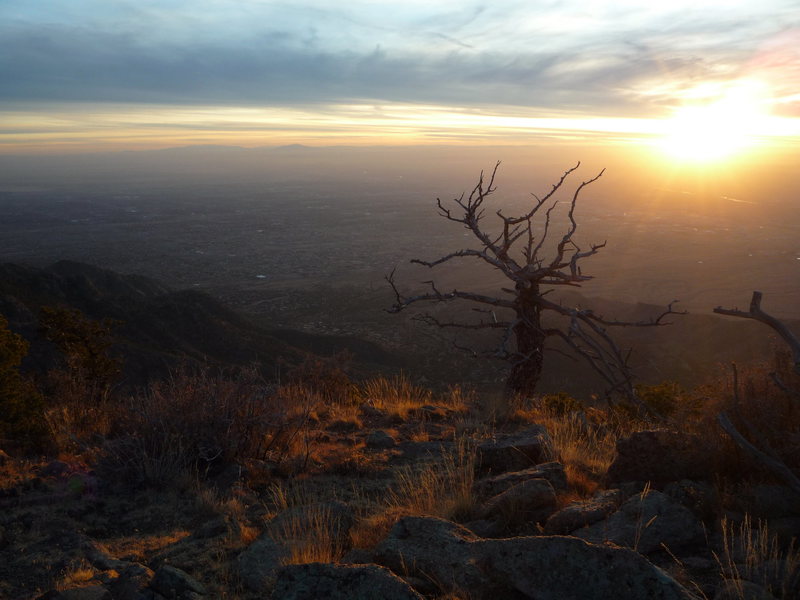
[511,404,637,498]
[99,530,191,563]
[274,508,348,565]
[264,482,350,565]
[388,436,477,522]
[54,559,97,590]
[360,376,472,421]
[716,515,800,599]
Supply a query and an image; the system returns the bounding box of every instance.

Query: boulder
[543,489,623,534]
[150,565,205,598]
[374,516,696,599]
[482,536,697,600]
[374,517,483,592]
[474,461,567,498]
[270,563,424,600]
[575,489,704,554]
[476,425,553,475]
[479,478,556,525]
[237,536,289,592]
[606,430,711,486]
[365,430,397,450]
[664,480,717,519]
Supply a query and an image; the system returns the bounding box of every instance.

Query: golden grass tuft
[55,559,97,590]
[716,515,800,599]
[388,436,477,522]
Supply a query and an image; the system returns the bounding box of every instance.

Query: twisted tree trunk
[505,285,545,398]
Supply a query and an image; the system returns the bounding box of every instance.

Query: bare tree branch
[718,411,800,495]
[714,291,800,374]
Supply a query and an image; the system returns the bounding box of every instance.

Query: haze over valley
[1,142,798,395]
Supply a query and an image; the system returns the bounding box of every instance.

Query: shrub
[536,392,584,416]
[39,305,122,405]
[102,367,315,487]
[0,314,48,452]
[634,381,684,417]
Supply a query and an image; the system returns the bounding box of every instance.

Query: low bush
[101,367,316,487]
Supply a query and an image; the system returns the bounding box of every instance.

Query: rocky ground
[2,394,799,600]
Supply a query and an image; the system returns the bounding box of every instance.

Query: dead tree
[714,292,800,494]
[387,162,681,403]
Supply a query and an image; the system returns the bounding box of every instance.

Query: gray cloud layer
[2,1,798,116]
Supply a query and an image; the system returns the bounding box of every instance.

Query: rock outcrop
[476,425,553,475]
[271,562,424,600]
[574,489,704,554]
[374,516,697,599]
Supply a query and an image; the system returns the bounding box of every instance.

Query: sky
[2,0,800,153]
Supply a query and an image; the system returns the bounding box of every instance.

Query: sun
[658,80,771,162]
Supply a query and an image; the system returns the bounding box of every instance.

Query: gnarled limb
[718,411,800,495]
[714,292,800,493]
[714,291,800,374]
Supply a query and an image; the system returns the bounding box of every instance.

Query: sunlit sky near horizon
[2,0,799,156]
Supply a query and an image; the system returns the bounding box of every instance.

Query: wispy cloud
[1,1,798,150]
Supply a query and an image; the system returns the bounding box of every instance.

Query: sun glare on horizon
[658,80,773,162]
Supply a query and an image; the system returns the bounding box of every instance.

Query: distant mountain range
[0,260,405,387]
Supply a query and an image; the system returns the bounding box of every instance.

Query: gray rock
[374,517,486,592]
[575,489,704,554]
[40,459,70,477]
[543,489,623,535]
[51,586,112,600]
[482,536,697,600]
[474,461,567,498]
[463,519,505,538]
[359,402,385,418]
[415,405,449,420]
[192,516,236,540]
[150,565,205,598]
[479,478,556,524]
[109,563,156,600]
[374,516,696,599]
[664,480,717,519]
[270,563,424,600]
[365,430,397,449]
[396,440,454,460]
[607,430,711,486]
[477,425,553,475]
[83,541,129,571]
[714,580,778,600]
[340,548,374,565]
[237,536,289,592]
